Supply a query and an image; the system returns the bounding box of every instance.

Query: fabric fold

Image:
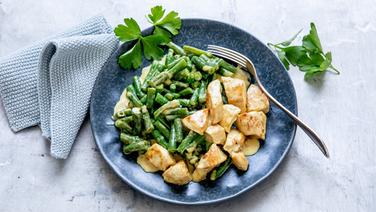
[0,16,119,159]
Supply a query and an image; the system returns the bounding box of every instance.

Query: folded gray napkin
[0,16,119,159]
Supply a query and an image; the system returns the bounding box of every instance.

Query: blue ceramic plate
[90,19,297,205]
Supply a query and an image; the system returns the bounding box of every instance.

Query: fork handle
[260,86,330,158]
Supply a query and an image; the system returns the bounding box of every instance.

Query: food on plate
[113,43,269,185]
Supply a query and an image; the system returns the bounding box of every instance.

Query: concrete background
[0,0,375,211]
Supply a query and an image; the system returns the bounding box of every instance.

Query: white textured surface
[0,0,375,211]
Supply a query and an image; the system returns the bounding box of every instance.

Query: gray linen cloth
[0,16,119,159]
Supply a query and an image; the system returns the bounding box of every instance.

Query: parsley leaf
[148,6,181,35]
[269,22,339,80]
[118,40,142,69]
[114,6,182,70]
[114,18,141,42]
[141,34,168,60]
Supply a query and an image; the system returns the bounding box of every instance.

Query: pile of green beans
[114,42,239,180]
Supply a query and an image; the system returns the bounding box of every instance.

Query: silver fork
[208,45,330,158]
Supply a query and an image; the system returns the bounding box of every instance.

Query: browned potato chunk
[145,143,176,171]
[162,161,192,185]
[231,152,249,171]
[221,77,247,112]
[247,84,269,113]
[219,104,241,132]
[182,109,210,135]
[192,144,227,182]
[206,80,223,124]
[236,111,267,139]
[204,125,226,145]
[223,129,246,153]
[137,154,158,172]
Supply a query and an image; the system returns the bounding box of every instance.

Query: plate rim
[90,18,298,205]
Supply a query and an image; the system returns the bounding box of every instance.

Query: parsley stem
[328,65,340,74]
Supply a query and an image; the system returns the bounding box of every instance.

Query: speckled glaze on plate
[90,19,298,205]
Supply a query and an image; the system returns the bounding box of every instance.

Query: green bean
[163,107,189,116]
[165,114,181,121]
[219,67,234,77]
[142,61,164,90]
[178,87,194,96]
[191,81,200,89]
[219,59,237,72]
[123,140,150,154]
[152,130,169,149]
[155,84,164,93]
[190,88,199,107]
[154,120,170,139]
[167,58,180,69]
[177,131,200,154]
[133,76,145,98]
[174,118,183,143]
[149,59,187,87]
[146,88,156,109]
[156,117,170,130]
[168,125,177,152]
[166,42,186,56]
[210,157,232,181]
[127,86,143,107]
[183,45,212,57]
[164,93,174,101]
[155,93,169,105]
[121,116,134,123]
[174,68,190,81]
[186,57,193,70]
[176,99,191,107]
[198,81,207,104]
[172,81,189,89]
[221,82,228,104]
[191,71,202,81]
[169,83,177,92]
[166,49,175,65]
[141,106,154,134]
[132,107,142,134]
[140,95,147,104]
[113,108,132,120]
[154,100,180,118]
[115,119,133,133]
[120,133,143,145]
[191,56,206,70]
[199,54,210,62]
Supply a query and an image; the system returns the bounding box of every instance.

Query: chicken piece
[232,67,251,88]
[137,154,158,173]
[206,80,223,124]
[204,125,226,145]
[247,84,269,113]
[182,109,210,135]
[243,137,260,156]
[219,104,241,132]
[192,144,227,182]
[231,152,249,171]
[236,111,267,139]
[145,143,176,171]
[162,161,192,185]
[223,129,246,153]
[221,77,247,112]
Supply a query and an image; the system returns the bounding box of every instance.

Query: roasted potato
[145,143,176,171]
[182,109,210,135]
[247,84,269,113]
[163,161,192,185]
[204,125,226,145]
[221,77,247,112]
[206,80,223,124]
[219,104,241,132]
[192,144,227,182]
[236,111,267,139]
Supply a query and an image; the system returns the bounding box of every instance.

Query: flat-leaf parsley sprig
[114,6,182,70]
[268,23,340,80]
